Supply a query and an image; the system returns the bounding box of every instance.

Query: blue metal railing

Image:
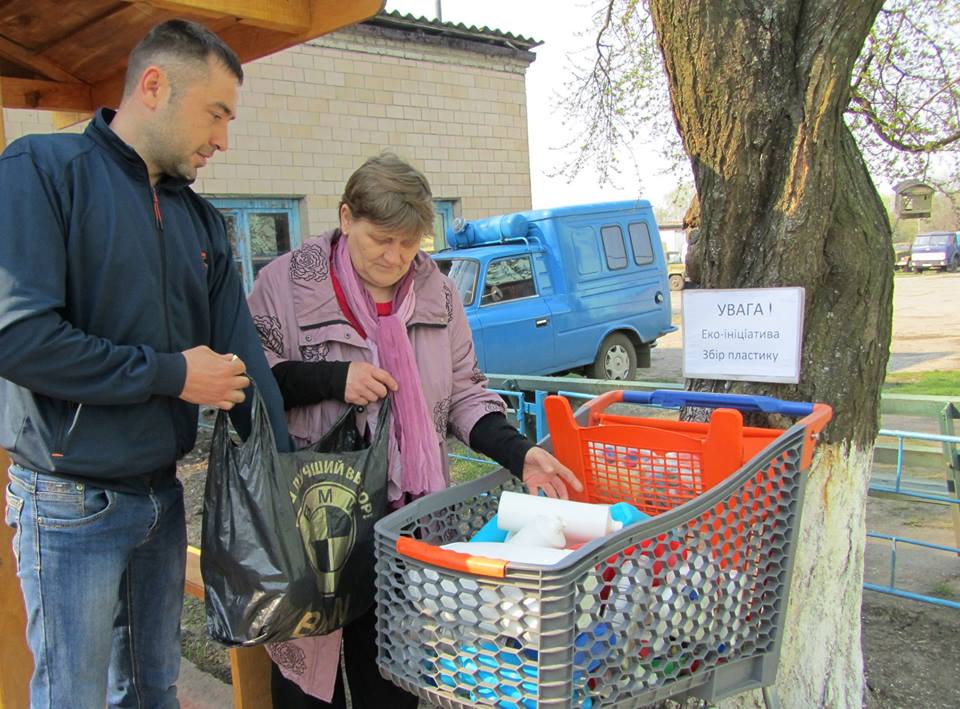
[864,532,960,610]
[201,379,958,610]
[871,429,960,505]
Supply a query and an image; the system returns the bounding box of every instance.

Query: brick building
[1,12,540,291]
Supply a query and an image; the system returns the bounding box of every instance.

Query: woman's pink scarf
[332,235,445,502]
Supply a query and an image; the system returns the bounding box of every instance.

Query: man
[0,20,288,708]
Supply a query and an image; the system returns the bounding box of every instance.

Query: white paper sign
[682,287,805,383]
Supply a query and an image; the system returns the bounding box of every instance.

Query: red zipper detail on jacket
[152,188,164,231]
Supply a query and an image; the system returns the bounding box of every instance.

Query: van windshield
[914,233,951,248]
[435,258,479,305]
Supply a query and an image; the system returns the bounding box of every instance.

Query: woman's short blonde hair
[340,153,434,238]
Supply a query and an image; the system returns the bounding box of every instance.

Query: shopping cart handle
[621,390,814,417]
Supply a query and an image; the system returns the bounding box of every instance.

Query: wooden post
[1,87,34,707]
[229,646,273,709]
[185,544,273,708]
[0,449,33,709]
[1,77,6,148]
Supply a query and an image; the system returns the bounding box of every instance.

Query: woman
[248,153,581,708]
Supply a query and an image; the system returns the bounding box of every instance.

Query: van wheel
[949,256,959,273]
[669,274,685,291]
[591,334,637,381]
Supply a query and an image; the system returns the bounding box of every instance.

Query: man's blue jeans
[5,464,186,709]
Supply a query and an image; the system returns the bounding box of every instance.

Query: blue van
[910,231,960,272]
[433,201,675,380]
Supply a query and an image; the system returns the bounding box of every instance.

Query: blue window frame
[207,198,302,293]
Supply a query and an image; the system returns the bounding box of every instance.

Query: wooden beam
[131,0,312,34]
[214,0,394,70]
[90,72,126,114]
[0,449,32,709]
[0,37,82,83]
[0,77,93,112]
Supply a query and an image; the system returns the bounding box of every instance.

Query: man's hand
[521,447,584,499]
[344,362,398,406]
[179,346,249,409]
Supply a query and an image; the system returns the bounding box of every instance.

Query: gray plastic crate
[374,400,825,708]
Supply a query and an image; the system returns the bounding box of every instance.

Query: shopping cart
[374,390,832,708]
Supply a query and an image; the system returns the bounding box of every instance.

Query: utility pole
[435,1,442,21]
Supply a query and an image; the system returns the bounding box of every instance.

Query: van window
[628,222,655,265]
[914,233,952,248]
[482,256,536,305]
[601,225,628,270]
[436,258,479,306]
[569,226,601,275]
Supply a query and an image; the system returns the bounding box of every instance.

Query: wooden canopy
[0,0,385,115]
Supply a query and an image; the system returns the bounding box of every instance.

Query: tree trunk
[648,1,892,706]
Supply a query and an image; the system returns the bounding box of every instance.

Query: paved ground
[179,657,233,708]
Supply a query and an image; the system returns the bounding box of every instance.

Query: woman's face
[340,205,422,294]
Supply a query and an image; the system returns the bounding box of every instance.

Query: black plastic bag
[201,389,390,646]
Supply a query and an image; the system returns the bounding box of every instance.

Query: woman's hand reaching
[521,447,584,499]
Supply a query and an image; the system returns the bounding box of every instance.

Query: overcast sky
[384,0,685,210]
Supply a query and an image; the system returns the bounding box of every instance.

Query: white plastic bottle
[497,491,623,545]
[505,514,567,548]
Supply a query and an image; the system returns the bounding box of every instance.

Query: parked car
[893,242,912,271]
[666,251,686,290]
[910,231,960,272]
[433,201,675,380]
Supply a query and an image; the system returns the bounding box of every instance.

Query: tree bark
[648,1,892,706]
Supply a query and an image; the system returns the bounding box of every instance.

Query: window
[436,258,479,305]
[249,212,291,279]
[914,233,951,247]
[208,198,301,293]
[424,199,457,252]
[600,225,628,270]
[569,226,601,275]
[481,256,536,305]
[629,221,655,265]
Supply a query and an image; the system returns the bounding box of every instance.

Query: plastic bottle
[609,501,650,527]
[504,514,567,548]
[497,491,623,545]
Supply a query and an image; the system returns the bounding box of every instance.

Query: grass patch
[180,597,231,684]
[883,370,960,396]
[929,581,957,600]
[447,438,499,484]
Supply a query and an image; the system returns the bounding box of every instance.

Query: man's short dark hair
[124,19,243,96]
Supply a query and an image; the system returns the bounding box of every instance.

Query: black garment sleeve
[469,411,535,478]
[271,360,351,410]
